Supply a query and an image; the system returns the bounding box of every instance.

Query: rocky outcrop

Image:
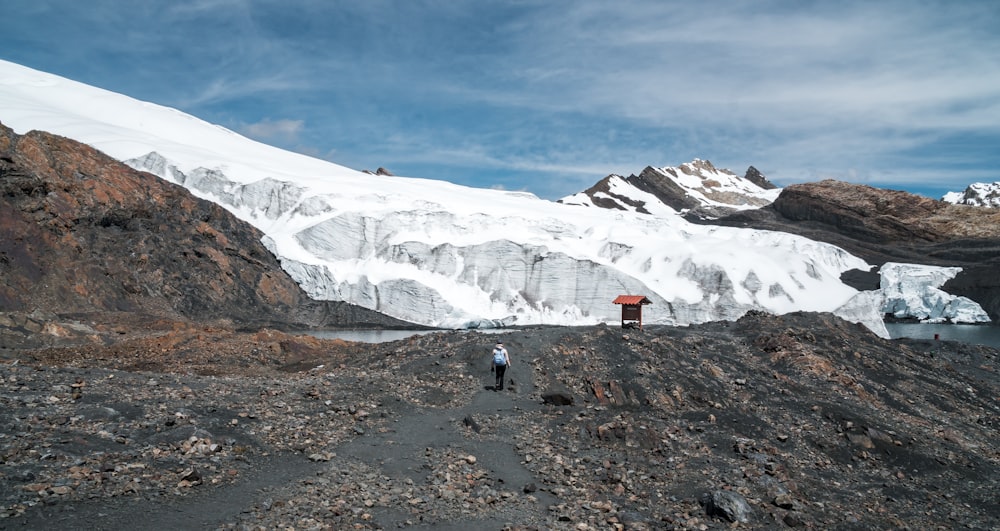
[627,165,706,213]
[0,122,413,344]
[570,173,664,213]
[771,180,1000,243]
[743,165,777,190]
[713,180,1000,320]
[361,167,395,176]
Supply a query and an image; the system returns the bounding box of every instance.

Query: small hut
[612,295,652,329]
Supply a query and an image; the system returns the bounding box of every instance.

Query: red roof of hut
[612,295,651,305]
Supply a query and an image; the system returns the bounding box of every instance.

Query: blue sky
[2,1,998,200]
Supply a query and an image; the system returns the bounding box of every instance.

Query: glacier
[1,59,894,336]
[879,263,990,324]
[125,151,885,334]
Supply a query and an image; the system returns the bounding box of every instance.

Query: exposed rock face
[627,165,705,213]
[361,167,395,176]
[772,180,1000,242]
[569,172,665,212]
[0,122,412,344]
[713,180,1000,320]
[743,165,777,190]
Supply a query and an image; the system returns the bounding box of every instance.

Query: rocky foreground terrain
[1,311,997,530]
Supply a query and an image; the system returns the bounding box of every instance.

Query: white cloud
[3,0,998,199]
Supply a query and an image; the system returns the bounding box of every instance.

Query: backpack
[492,348,506,365]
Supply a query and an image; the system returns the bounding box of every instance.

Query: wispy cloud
[2,0,998,200]
[239,118,304,142]
[179,73,312,107]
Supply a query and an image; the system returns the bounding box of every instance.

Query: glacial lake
[306,329,441,343]
[885,322,1000,349]
[305,328,506,343]
[307,324,1000,348]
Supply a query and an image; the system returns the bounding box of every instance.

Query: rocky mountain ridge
[711,179,1000,320]
[564,164,998,325]
[559,160,779,219]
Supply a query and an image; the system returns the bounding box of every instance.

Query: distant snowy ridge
[942,182,1000,208]
[1,59,889,336]
[559,160,781,217]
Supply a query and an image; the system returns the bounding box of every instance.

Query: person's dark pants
[495,364,506,390]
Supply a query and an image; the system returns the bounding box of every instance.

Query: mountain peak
[679,158,718,173]
[560,160,781,218]
[744,165,777,190]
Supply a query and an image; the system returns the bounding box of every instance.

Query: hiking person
[490,341,510,391]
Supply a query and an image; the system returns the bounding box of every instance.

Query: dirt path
[339,368,560,529]
[13,453,323,530]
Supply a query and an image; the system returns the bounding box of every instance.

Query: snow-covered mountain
[942,182,1000,208]
[560,160,781,218]
[0,59,898,335]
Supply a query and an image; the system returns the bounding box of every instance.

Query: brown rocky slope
[0,122,415,349]
[710,180,1000,320]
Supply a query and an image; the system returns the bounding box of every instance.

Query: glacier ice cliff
[879,262,990,324]
[127,152,891,337]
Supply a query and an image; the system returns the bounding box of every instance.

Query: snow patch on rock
[942,182,1000,208]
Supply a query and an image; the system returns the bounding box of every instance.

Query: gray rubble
[1,312,998,530]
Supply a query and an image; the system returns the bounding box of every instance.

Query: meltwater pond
[305,324,1000,348]
[306,329,441,343]
[305,328,506,343]
[885,322,1000,349]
